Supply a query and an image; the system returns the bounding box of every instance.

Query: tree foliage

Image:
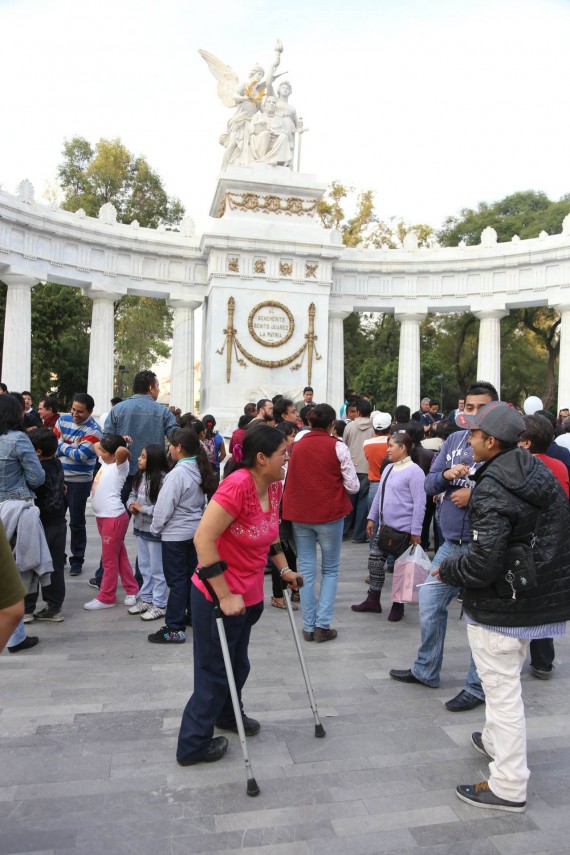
[30,284,92,407]
[55,136,180,389]
[113,296,173,390]
[58,136,185,228]
[318,182,434,249]
[437,190,570,246]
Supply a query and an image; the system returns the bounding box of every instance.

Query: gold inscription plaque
[248,300,295,348]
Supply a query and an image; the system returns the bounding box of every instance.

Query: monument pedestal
[200,165,345,433]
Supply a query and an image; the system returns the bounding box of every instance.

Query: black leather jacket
[439,447,570,627]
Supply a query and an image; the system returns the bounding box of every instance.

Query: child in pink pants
[84,435,138,611]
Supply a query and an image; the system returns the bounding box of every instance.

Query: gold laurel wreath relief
[217,298,321,383]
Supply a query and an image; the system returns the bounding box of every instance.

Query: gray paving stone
[1,524,569,853]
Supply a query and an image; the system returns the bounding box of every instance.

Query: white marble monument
[2,42,570,426]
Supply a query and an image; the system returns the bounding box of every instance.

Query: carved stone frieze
[223,191,317,217]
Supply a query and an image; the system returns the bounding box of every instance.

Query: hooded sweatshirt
[424,430,481,542]
[440,447,570,628]
[343,417,375,474]
[150,459,204,541]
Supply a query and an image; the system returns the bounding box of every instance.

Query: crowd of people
[1,376,570,813]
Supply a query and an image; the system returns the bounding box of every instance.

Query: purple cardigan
[368,460,426,535]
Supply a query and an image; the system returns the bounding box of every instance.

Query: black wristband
[198,560,228,580]
[269,542,284,556]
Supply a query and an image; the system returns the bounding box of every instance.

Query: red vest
[282,430,353,524]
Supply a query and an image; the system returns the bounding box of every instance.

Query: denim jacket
[0,430,46,501]
[104,395,178,475]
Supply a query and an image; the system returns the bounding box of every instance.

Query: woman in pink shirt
[176,426,303,767]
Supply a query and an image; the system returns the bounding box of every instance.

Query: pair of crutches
[203,577,325,797]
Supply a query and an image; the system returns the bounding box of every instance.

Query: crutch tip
[247,778,261,796]
[315,723,326,738]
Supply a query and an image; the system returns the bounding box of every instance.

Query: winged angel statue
[199,41,300,170]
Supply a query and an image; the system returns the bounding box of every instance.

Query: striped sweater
[54,413,102,482]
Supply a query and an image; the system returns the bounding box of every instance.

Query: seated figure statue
[248,95,292,167]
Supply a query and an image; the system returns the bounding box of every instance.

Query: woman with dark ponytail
[148,429,217,645]
[176,425,303,767]
[202,414,226,486]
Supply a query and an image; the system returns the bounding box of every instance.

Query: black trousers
[25,520,67,611]
[161,538,198,631]
[529,638,554,670]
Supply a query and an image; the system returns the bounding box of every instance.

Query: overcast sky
[1,0,569,233]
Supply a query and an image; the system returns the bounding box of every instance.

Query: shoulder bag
[375,464,411,557]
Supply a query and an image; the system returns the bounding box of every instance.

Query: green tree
[55,136,182,384]
[318,182,434,249]
[58,136,184,228]
[437,189,570,408]
[113,296,173,390]
[437,190,570,245]
[30,283,92,407]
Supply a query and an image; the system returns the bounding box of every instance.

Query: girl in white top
[84,434,139,611]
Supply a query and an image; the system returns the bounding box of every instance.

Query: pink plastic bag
[391,545,431,604]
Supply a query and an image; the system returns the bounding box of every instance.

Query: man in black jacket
[436,401,570,812]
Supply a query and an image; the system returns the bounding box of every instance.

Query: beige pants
[467,624,530,803]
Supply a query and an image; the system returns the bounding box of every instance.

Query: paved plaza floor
[1,519,570,855]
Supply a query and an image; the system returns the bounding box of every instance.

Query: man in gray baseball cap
[454,399,525,442]
[433,400,570,812]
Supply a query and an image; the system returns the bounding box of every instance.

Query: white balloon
[523,396,543,415]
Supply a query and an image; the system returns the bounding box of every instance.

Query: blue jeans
[137,537,167,608]
[65,480,92,570]
[8,619,26,648]
[411,539,484,700]
[292,517,344,632]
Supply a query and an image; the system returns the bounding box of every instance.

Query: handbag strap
[379,464,394,525]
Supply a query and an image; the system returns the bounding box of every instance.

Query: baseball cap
[455,401,525,442]
[372,412,392,431]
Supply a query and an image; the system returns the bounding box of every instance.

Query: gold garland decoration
[235,337,307,368]
[217,298,321,383]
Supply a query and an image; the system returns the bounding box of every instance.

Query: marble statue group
[199,41,305,170]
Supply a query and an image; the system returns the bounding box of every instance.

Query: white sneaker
[128,600,151,615]
[23,613,35,624]
[84,598,116,610]
[141,605,167,621]
[123,595,138,607]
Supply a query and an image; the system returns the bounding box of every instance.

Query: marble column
[395,312,424,411]
[169,300,201,414]
[326,309,350,410]
[1,274,38,392]
[555,304,570,411]
[474,309,507,394]
[87,291,118,418]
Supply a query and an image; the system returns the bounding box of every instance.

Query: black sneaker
[8,636,39,653]
[216,715,261,736]
[147,626,186,644]
[530,664,554,680]
[471,732,494,760]
[88,578,100,590]
[34,605,64,622]
[69,566,82,577]
[456,780,525,812]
